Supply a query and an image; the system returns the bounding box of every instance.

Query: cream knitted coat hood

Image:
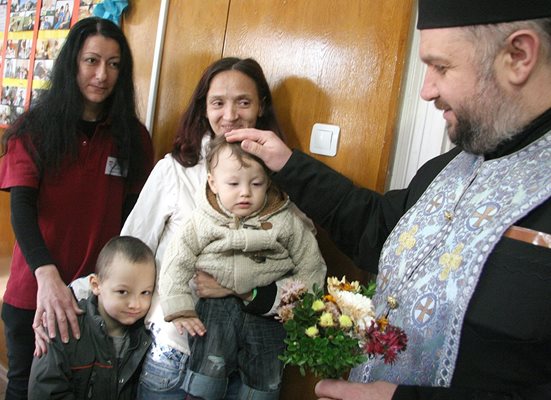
[159,183,326,321]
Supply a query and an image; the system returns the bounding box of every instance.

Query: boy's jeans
[137,340,189,399]
[137,334,242,399]
[185,297,285,400]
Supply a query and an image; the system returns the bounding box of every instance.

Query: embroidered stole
[349,132,551,386]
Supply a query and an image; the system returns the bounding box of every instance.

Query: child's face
[91,253,155,334]
[208,147,269,218]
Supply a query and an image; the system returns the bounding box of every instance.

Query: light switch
[310,123,340,156]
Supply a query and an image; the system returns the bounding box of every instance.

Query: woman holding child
[158,136,325,399]
[121,57,320,399]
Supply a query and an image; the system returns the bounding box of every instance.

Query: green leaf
[361,280,377,298]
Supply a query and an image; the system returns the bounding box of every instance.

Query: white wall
[389,21,453,190]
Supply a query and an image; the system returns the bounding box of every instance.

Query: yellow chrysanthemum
[311,300,325,312]
[319,312,335,328]
[339,314,353,329]
[305,326,319,338]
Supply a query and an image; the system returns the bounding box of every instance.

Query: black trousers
[1,303,35,400]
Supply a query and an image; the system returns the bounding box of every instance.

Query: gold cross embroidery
[438,243,464,281]
[396,225,418,256]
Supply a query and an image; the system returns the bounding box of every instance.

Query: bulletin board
[0,0,102,127]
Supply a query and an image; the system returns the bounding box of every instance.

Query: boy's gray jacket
[29,295,151,400]
[160,184,327,321]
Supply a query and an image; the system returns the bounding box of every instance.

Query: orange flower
[327,276,360,294]
[376,316,389,332]
[339,282,355,291]
[323,294,336,303]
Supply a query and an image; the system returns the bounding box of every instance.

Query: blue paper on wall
[93,0,129,25]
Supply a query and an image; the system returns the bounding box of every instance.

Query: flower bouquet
[277,277,407,379]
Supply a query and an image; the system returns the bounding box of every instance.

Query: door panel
[125,0,231,160]
[224,0,413,191]
[123,1,161,122]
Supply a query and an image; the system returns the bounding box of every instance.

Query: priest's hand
[315,379,397,400]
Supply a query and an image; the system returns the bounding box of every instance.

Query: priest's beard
[443,71,526,155]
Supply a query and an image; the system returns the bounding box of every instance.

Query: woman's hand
[193,271,253,301]
[193,271,234,298]
[33,312,49,357]
[225,128,292,172]
[33,265,83,344]
[315,380,397,400]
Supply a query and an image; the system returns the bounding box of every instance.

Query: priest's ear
[500,29,541,86]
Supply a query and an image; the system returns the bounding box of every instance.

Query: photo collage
[1,0,101,126]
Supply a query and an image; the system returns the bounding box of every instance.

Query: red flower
[363,322,408,364]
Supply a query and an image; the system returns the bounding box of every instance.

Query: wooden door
[220,2,412,397]
[125,0,232,160]
[224,0,412,190]
[125,1,413,190]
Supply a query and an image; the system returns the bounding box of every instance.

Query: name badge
[105,156,128,177]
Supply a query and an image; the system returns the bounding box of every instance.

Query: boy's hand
[173,317,206,337]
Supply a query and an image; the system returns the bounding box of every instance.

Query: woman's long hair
[172,57,284,167]
[1,17,145,183]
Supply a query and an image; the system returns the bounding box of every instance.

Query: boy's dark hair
[206,135,270,176]
[96,236,155,279]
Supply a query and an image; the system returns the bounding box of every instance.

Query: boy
[29,236,156,399]
[159,136,327,399]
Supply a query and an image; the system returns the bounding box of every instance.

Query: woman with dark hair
[171,57,283,167]
[120,57,293,399]
[0,17,153,399]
